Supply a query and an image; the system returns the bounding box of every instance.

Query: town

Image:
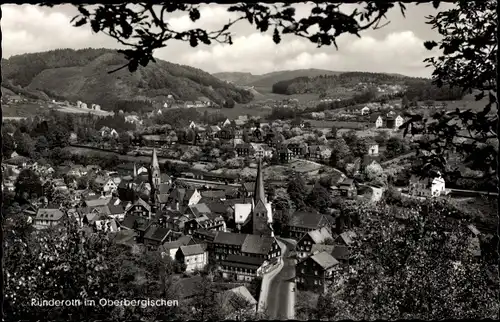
[2,1,498,320]
[3,93,498,320]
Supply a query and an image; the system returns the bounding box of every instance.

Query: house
[222,118,232,127]
[370,114,383,128]
[296,251,340,292]
[175,244,208,273]
[33,208,66,229]
[386,114,405,130]
[167,188,202,211]
[216,233,281,281]
[286,143,308,157]
[365,139,379,156]
[360,106,370,115]
[251,143,273,159]
[126,197,153,219]
[235,143,255,157]
[335,230,357,247]
[143,223,178,250]
[337,178,357,198]
[408,173,446,197]
[276,146,294,163]
[160,235,197,259]
[285,211,333,240]
[296,227,333,259]
[307,145,330,162]
[103,178,118,193]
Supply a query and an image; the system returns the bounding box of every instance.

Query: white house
[408,173,446,198]
[394,115,405,128]
[137,166,148,175]
[367,142,379,156]
[175,244,208,273]
[103,179,118,193]
[188,121,196,129]
[371,114,383,128]
[222,118,232,127]
[81,103,88,109]
[76,100,82,108]
[361,106,370,115]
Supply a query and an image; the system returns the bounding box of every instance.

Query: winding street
[265,238,297,320]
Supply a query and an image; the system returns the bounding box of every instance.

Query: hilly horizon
[2,48,254,111]
[212,69,412,88]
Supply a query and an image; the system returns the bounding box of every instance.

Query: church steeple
[151,148,160,171]
[150,148,161,190]
[253,158,266,204]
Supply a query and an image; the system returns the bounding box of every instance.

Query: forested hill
[271,71,464,101]
[2,48,253,110]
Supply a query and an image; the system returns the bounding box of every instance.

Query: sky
[1,3,455,78]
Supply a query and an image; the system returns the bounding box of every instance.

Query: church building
[234,159,274,236]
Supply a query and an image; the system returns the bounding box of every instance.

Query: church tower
[150,148,161,189]
[149,148,161,215]
[252,158,273,236]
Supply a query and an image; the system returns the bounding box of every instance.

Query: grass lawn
[2,102,48,117]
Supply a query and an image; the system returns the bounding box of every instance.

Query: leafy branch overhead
[66,2,404,73]
[400,0,497,178]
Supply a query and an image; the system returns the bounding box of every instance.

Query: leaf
[128,60,139,72]
[77,6,90,16]
[90,20,100,33]
[73,18,87,27]
[273,27,281,44]
[189,36,199,47]
[189,8,200,22]
[423,41,438,50]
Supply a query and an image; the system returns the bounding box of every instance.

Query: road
[265,238,296,320]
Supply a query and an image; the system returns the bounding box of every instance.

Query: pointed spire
[133,163,137,177]
[253,158,266,204]
[151,148,160,170]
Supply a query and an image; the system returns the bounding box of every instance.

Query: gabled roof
[213,231,247,246]
[289,211,331,229]
[84,198,111,208]
[310,251,339,270]
[144,226,172,242]
[339,231,357,246]
[35,208,65,221]
[179,244,206,256]
[112,229,137,247]
[220,254,265,269]
[304,227,333,244]
[189,203,211,217]
[134,198,151,212]
[241,235,275,255]
[310,244,335,255]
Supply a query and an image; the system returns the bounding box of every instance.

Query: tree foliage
[308,200,499,320]
[401,0,497,179]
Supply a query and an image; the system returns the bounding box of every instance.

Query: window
[314,270,318,276]
[314,280,317,285]
[301,268,304,273]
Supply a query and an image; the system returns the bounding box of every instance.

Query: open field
[198,105,270,119]
[54,104,114,116]
[252,86,319,102]
[65,146,188,165]
[2,102,48,117]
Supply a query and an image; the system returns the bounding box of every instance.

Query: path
[264,238,296,320]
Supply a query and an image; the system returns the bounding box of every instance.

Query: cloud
[2,4,441,77]
[1,4,124,57]
[172,30,435,77]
